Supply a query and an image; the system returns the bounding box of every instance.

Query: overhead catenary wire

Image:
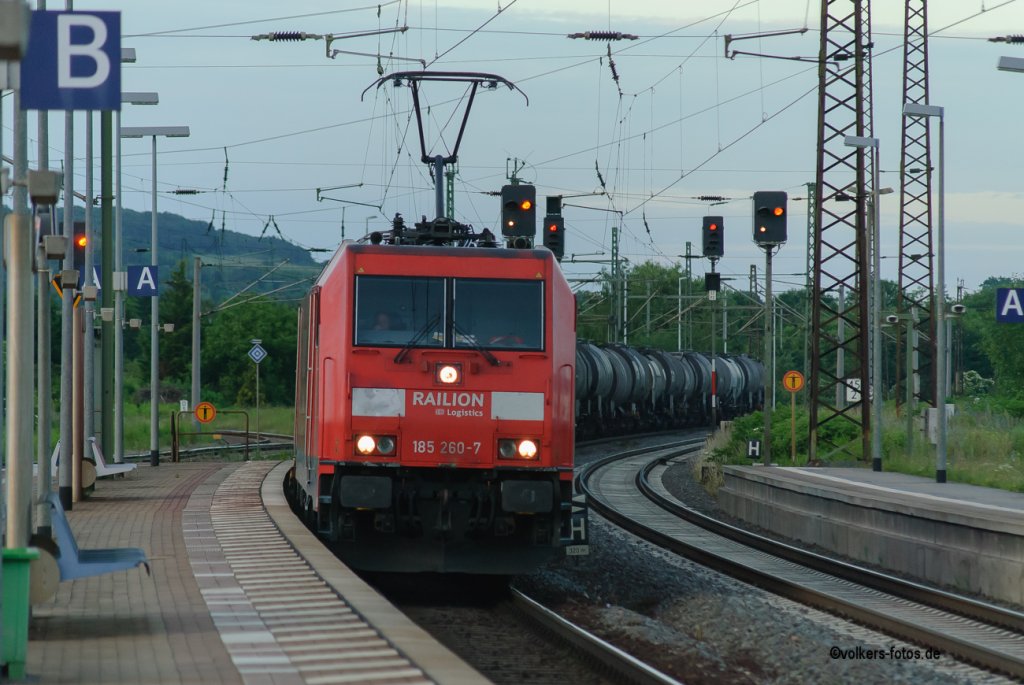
[126,2,402,37]
[20,0,1016,271]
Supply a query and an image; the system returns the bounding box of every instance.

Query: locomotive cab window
[452,278,544,351]
[355,276,445,347]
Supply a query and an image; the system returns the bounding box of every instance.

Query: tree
[160,260,195,385]
[201,296,298,406]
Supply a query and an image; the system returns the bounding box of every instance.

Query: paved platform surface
[28,461,242,684]
[769,467,1024,514]
[25,459,486,685]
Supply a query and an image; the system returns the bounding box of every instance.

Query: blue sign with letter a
[128,265,158,297]
[20,11,121,111]
[996,288,1024,323]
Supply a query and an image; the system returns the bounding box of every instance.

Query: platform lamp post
[997,56,1024,73]
[119,125,190,467]
[844,134,883,472]
[902,103,946,483]
[113,93,159,464]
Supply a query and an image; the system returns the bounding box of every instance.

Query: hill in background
[120,208,324,306]
[2,204,325,306]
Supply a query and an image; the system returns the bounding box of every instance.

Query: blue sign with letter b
[20,11,121,111]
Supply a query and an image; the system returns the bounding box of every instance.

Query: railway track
[376,573,683,685]
[579,449,1024,680]
[366,437,704,685]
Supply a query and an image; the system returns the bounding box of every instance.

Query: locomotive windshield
[452,278,543,351]
[354,275,543,351]
[354,276,445,347]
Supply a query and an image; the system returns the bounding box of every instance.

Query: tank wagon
[575,343,764,438]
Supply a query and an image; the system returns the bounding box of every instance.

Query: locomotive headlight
[435,363,462,385]
[498,439,517,459]
[356,435,376,455]
[517,439,538,459]
[376,436,396,455]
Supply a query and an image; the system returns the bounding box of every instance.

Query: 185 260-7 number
[412,440,481,456]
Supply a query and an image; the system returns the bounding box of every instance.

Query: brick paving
[23,458,479,685]
[27,461,245,685]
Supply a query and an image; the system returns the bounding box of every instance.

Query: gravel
[513,437,1014,685]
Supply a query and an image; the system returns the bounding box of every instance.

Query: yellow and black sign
[782,370,805,393]
[194,401,217,424]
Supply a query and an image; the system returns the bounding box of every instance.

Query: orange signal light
[76,235,87,247]
[520,199,533,211]
[772,207,784,217]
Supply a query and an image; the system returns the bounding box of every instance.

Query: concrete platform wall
[719,467,1024,606]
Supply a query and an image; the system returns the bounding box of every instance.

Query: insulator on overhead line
[171,189,200,195]
[567,30,639,41]
[697,195,727,202]
[990,34,1024,43]
[268,31,308,41]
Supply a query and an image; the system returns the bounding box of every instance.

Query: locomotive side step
[317,495,333,535]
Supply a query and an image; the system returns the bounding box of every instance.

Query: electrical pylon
[809,0,874,462]
[896,0,936,414]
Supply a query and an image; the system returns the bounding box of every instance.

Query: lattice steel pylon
[896,0,936,412]
[809,0,873,461]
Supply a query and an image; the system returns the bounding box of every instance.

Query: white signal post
[249,339,267,459]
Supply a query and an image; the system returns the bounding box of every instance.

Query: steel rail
[579,452,1024,679]
[636,459,1024,634]
[510,587,681,685]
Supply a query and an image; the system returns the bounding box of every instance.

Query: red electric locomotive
[290,236,582,573]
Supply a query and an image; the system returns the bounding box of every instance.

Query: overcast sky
[4,0,1024,295]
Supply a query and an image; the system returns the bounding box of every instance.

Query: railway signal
[702,215,724,257]
[501,184,536,237]
[704,272,721,294]
[72,230,87,275]
[752,191,788,245]
[543,217,565,260]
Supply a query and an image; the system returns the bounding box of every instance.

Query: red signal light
[772,207,784,217]
[708,223,718,231]
[548,223,558,232]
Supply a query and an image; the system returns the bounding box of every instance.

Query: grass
[70,397,1024,493]
[881,404,1024,492]
[95,403,295,456]
[710,400,1024,493]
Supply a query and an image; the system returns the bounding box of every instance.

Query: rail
[510,587,681,685]
[580,450,1024,679]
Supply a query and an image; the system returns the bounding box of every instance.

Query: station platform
[715,465,1024,606]
[23,459,487,685]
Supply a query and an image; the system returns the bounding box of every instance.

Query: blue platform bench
[46,492,150,582]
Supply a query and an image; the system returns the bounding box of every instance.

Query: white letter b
[57,15,110,89]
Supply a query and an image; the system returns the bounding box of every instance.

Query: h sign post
[20,11,121,111]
